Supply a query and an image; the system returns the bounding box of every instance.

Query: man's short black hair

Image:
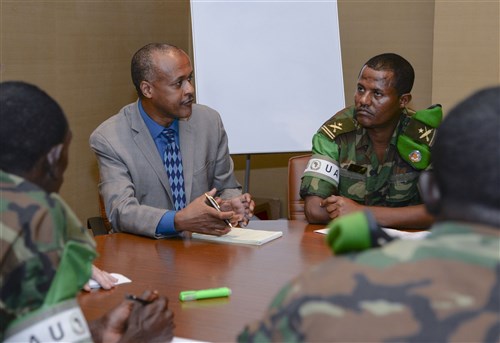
[432,86,500,210]
[0,81,68,173]
[131,43,183,97]
[364,53,415,96]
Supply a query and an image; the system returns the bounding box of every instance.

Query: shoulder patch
[319,117,357,141]
[397,104,443,170]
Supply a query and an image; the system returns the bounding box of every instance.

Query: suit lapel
[179,117,194,202]
[128,103,173,201]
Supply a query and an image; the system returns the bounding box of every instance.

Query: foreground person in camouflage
[0,81,174,342]
[301,53,437,229]
[239,86,500,342]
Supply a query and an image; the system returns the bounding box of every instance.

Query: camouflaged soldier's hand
[119,290,175,343]
[89,298,131,343]
[321,195,364,220]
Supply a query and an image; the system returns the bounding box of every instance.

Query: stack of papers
[314,227,430,240]
[192,228,283,246]
[381,228,430,240]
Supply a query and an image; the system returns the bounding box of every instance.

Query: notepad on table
[192,228,283,246]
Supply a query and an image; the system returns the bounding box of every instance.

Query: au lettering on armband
[4,299,92,343]
[303,155,340,186]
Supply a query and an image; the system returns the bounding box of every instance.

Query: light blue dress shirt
[138,100,180,237]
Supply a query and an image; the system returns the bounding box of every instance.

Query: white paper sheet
[88,273,132,289]
[314,227,430,240]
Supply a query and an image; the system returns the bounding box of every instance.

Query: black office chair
[87,193,112,236]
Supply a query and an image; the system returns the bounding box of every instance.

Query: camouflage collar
[0,169,24,186]
[355,110,409,150]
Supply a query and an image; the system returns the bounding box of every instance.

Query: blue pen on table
[204,193,233,228]
[179,287,232,301]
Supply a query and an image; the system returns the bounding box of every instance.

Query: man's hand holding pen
[91,290,174,343]
[174,188,234,236]
[122,291,175,342]
[219,192,255,228]
[205,192,234,228]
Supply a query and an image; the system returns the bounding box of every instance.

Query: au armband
[397,104,443,170]
[4,299,92,343]
[303,155,340,188]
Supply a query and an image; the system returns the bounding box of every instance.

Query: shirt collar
[138,100,179,139]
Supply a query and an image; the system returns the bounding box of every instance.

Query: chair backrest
[98,193,113,232]
[287,154,311,220]
[86,192,112,236]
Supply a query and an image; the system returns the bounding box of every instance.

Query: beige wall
[1,1,498,221]
[432,0,500,110]
[1,1,192,222]
[338,0,435,111]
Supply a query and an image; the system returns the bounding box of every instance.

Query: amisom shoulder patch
[397,104,443,170]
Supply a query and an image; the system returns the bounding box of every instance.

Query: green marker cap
[179,287,232,301]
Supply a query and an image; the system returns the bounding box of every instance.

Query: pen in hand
[204,193,233,228]
[126,294,153,305]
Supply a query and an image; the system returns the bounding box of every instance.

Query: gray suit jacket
[89,101,242,237]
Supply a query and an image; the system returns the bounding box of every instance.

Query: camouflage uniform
[300,106,424,206]
[0,170,96,339]
[238,222,500,342]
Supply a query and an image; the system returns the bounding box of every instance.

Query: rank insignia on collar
[328,121,343,132]
[418,126,435,143]
[321,121,343,140]
[320,117,356,141]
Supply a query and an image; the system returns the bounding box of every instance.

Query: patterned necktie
[162,128,186,210]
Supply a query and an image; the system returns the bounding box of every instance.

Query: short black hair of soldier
[363,53,415,96]
[131,43,183,97]
[0,81,68,174]
[432,86,500,210]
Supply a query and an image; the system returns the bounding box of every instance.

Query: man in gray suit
[90,43,254,238]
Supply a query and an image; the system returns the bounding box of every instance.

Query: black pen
[126,294,153,305]
[205,193,233,228]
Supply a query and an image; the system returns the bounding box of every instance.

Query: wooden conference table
[78,220,330,342]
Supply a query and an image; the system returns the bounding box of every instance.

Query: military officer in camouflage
[238,86,500,342]
[301,53,437,229]
[0,81,174,342]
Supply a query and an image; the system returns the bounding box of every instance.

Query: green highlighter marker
[179,287,232,301]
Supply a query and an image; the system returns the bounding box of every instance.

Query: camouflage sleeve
[0,185,95,336]
[237,281,298,343]
[1,201,62,334]
[300,133,340,199]
[238,227,500,342]
[50,192,95,249]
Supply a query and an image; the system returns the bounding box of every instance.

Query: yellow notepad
[192,228,283,246]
